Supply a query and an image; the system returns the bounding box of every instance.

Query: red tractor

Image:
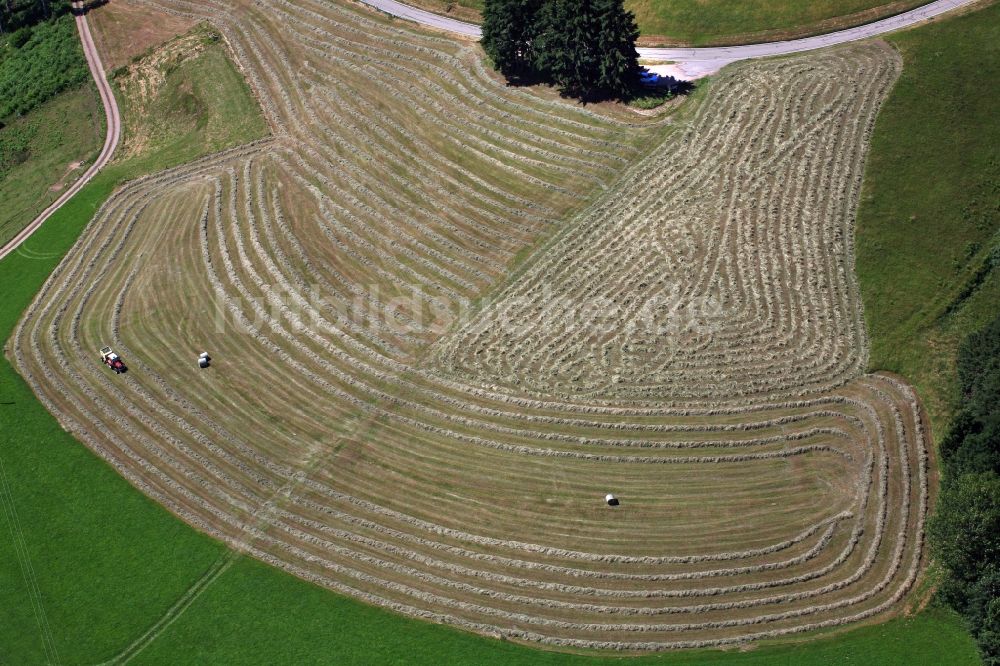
[100,346,127,374]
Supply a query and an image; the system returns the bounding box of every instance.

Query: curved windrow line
[10,0,930,652]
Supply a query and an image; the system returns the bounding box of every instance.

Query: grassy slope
[1,5,993,665]
[0,12,102,247]
[0,85,103,246]
[413,0,929,45]
[111,25,269,175]
[856,0,1000,440]
[0,25,266,664]
[627,0,928,45]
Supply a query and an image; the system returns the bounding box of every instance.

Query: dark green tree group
[482,0,641,101]
[0,13,87,120]
[930,313,1000,665]
[0,0,70,35]
[481,0,542,78]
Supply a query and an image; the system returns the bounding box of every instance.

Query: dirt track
[0,2,121,263]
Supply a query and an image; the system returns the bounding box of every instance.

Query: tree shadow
[71,0,109,17]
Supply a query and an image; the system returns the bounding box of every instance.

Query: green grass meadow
[2,3,997,664]
[856,0,1000,441]
[423,0,929,45]
[625,0,928,44]
[0,85,104,247]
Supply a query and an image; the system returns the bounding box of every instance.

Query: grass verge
[856,0,1000,440]
[399,0,932,46]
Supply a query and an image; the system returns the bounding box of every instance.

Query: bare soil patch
[88,0,197,72]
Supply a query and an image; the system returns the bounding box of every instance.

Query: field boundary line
[94,551,238,665]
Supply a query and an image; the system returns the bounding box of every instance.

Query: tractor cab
[100,346,127,374]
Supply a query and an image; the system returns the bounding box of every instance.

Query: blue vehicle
[639,69,681,90]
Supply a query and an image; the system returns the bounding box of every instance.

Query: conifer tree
[532,0,639,101]
[595,0,641,99]
[534,0,599,99]
[485,0,641,101]
[481,0,542,78]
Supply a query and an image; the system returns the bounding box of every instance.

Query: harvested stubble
[12,0,929,652]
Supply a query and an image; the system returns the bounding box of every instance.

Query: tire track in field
[0,456,61,664]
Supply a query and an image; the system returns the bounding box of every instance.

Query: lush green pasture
[629,0,929,44]
[415,0,929,45]
[0,23,265,663]
[856,0,1000,440]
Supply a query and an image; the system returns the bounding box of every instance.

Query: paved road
[358,0,975,78]
[0,3,121,262]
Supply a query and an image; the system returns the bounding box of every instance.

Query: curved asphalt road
[0,3,121,262]
[358,0,976,78]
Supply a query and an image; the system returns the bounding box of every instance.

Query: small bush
[0,122,37,180]
[9,27,32,49]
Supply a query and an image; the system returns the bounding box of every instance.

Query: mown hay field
[12,0,933,652]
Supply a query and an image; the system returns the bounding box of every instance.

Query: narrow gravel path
[0,2,121,262]
[357,0,976,78]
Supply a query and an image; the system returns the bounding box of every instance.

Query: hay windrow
[12,0,929,652]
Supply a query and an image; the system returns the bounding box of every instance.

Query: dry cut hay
[11,0,929,652]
